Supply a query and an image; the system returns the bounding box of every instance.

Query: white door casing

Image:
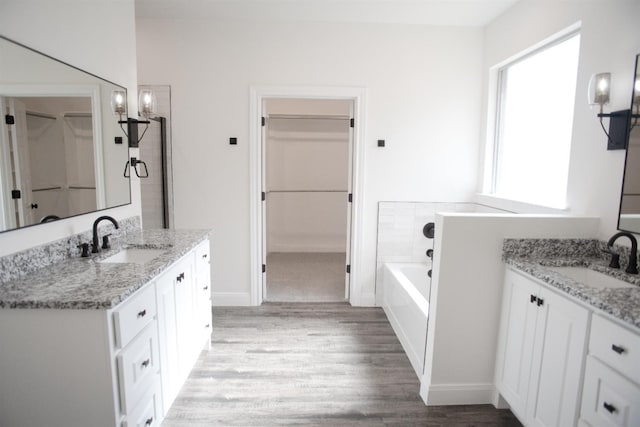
[249,85,367,306]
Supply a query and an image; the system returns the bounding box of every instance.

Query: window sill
[474,193,570,215]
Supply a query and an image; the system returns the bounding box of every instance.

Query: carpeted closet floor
[266,252,346,302]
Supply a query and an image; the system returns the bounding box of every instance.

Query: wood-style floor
[162,303,522,426]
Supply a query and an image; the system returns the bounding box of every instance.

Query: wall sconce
[138,89,157,119]
[589,72,631,150]
[111,89,156,148]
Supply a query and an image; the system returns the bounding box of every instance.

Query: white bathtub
[382,262,431,378]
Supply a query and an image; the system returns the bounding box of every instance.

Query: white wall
[478,0,640,240]
[136,20,484,305]
[420,213,599,405]
[0,0,140,255]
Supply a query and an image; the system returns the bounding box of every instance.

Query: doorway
[263,98,353,302]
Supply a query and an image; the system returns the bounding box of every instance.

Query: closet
[1,96,95,226]
[263,98,352,302]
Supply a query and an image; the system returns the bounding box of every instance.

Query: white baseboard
[353,292,376,307]
[212,292,252,306]
[419,382,494,405]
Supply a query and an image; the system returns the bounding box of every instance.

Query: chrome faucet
[607,231,638,274]
[92,215,120,253]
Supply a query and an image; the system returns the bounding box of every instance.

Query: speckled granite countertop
[504,239,640,330]
[0,229,211,310]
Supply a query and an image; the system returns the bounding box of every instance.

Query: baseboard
[419,382,494,405]
[353,293,376,307]
[212,292,252,306]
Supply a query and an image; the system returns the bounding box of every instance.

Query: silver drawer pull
[202,254,208,259]
[141,359,150,368]
[203,286,209,291]
[137,309,147,318]
[205,323,210,328]
[145,417,154,426]
[611,344,626,354]
[176,272,185,282]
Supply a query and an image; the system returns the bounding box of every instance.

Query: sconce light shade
[588,72,611,107]
[138,89,157,118]
[111,90,127,116]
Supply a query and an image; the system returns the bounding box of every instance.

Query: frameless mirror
[0,36,130,232]
[618,54,640,234]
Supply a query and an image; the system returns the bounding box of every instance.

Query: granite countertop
[0,229,211,310]
[505,256,640,330]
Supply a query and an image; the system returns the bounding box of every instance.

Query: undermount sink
[547,266,636,290]
[98,248,165,264]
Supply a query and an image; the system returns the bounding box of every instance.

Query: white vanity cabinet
[579,314,640,427]
[0,238,212,427]
[156,239,212,414]
[495,267,589,427]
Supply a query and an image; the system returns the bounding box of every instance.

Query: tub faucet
[607,231,638,274]
[92,215,119,253]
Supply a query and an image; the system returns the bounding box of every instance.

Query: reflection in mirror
[618,54,640,233]
[0,36,131,233]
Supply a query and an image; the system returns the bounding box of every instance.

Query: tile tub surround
[503,239,640,329]
[0,216,141,284]
[0,228,211,309]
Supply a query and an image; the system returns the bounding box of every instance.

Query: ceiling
[135,0,521,27]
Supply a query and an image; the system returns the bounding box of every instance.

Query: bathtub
[382,262,431,378]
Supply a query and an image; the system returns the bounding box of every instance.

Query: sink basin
[547,266,636,290]
[98,248,165,264]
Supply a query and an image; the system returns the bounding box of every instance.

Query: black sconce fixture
[111,89,156,148]
[123,157,149,178]
[589,72,631,150]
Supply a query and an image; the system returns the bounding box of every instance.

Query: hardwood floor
[162,303,522,426]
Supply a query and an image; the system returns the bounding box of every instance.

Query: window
[491,33,580,208]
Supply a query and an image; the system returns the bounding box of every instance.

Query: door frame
[0,84,104,228]
[249,85,367,306]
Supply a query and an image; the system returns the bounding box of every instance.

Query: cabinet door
[173,257,197,379]
[155,272,180,413]
[496,269,540,420]
[527,287,589,427]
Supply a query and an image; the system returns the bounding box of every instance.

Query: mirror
[618,54,640,234]
[0,36,130,232]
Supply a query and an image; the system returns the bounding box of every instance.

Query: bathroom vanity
[495,240,640,427]
[0,229,211,427]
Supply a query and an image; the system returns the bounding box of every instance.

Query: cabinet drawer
[581,356,640,427]
[590,315,640,384]
[123,379,161,427]
[114,284,157,349]
[195,241,210,274]
[117,322,160,414]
